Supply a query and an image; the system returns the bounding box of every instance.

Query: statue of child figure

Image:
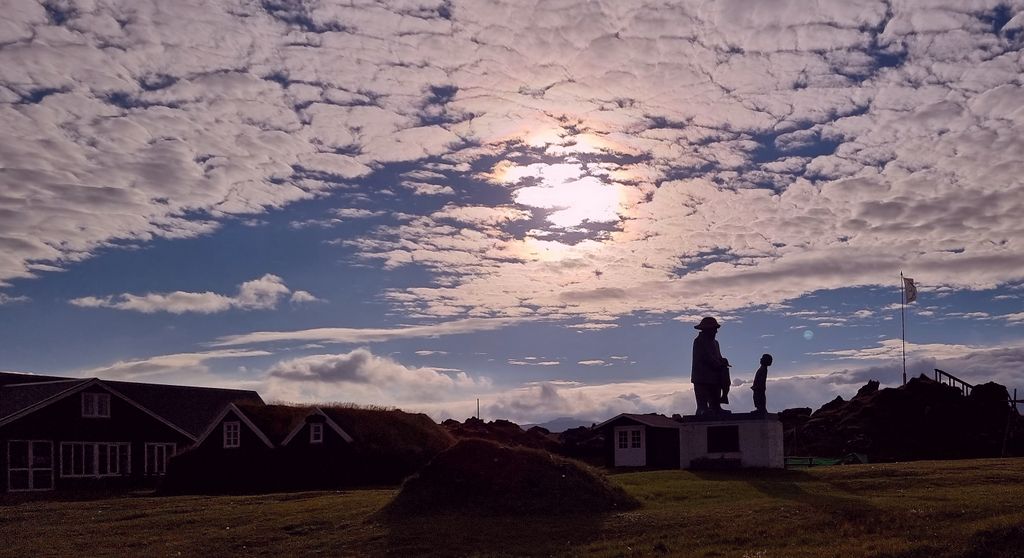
[751,353,773,414]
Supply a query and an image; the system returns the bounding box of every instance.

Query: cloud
[508,359,561,366]
[332,208,385,219]
[568,322,620,331]
[70,274,315,314]
[478,380,693,425]
[0,293,29,305]
[212,317,524,347]
[1002,312,1024,323]
[79,349,271,383]
[264,348,487,403]
[1,0,1022,326]
[431,205,532,226]
[577,359,609,366]
[289,290,323,304]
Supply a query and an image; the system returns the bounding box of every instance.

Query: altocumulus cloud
[0,0,1022,325]
[70,274,317,314]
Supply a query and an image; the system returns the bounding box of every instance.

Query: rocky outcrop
[782,375,1023,461]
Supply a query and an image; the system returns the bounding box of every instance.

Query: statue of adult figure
[691,316,731,416]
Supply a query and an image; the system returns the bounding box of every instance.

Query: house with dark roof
[162,403,355,493]
[596,413,683,469]
[597,411,786,470]
[0,372,262,492]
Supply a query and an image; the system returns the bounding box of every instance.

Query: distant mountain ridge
[520,416,595,433]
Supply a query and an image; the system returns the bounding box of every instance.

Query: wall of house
[280,419,355,489]
[612,425,646,467]
[162,409,277,494]
[679,416,784,468]
[0,386,192,492]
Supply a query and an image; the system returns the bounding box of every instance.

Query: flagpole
[901,271,907,386]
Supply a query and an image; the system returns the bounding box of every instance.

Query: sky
[1,0,1023,425]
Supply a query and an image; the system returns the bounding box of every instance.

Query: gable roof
[280,407,354,446]
[0,372,264,438]
[0,372,77,387]
[0,379,91,421]
[194,403,275,449]
[236,403,316,445]
[595,413,683,430]
[0,378,196,441]
[102,379,263,437]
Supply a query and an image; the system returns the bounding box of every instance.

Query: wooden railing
[934,368,972,397]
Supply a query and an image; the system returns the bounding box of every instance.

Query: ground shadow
[691,468,881,524]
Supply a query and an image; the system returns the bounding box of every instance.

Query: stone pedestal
[678,413,784,469]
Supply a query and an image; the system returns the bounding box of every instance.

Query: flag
[903,277,917,303]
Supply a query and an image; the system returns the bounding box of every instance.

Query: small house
[596,413,682,469]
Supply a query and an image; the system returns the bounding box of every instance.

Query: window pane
[32,442,52,467]
[98,395,110,417]
[73,444,83,475]
[9,470,29,490]
[61,445,73,476]
[98,446,109,475]
[84,445,96,475]
[617,431,627,449]
[120,445,131,475]
[631,431,641,448]
[32,470,53,490]
[224,422,240,447]
[9,441,28,468]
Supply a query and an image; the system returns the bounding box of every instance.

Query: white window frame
[631,429,642,449]
[223,421,240,448]
[59,442,130,478]
[310,423,324,444]
[7,440,54,492]
[144,443,177,475]
[81,392,111,418]
[617,430,629,449]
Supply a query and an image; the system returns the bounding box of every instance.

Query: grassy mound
[321,405,454,484]
[383,438,639,517]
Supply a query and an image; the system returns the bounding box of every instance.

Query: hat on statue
[694,316,721,330]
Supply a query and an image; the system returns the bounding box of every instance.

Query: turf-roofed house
[162,403,357,493]
[0,372,262,493]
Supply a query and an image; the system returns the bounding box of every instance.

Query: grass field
[2,458,1023,557]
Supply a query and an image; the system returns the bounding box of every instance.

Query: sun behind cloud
[514,174,625,228]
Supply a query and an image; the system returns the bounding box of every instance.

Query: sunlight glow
[493,161,627,228]
[514,175,624,228]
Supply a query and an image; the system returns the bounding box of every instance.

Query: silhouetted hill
[442,416,561,451]
[782,375,1024,461]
